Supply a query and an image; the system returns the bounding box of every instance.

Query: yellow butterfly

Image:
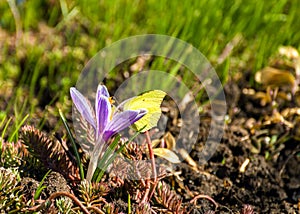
[122,90,166,132]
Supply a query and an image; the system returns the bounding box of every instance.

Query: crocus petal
[103,109,147,141]
[96,95,111,139]
[96,85,109,101]
[70,87,96,129]
[95,85,111,138]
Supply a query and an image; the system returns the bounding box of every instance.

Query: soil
[17,78,300,213]
[165,79,300,213]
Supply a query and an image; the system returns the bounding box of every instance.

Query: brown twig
[26,191,90,214]
[148,179,159,203]
[141,179,151,203]
[190,194,218,209]
[279,147,300,177]
[145,131,157,181]
[88,206,105,214]
[144,131,160,202]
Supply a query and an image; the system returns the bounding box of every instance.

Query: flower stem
[86,137,105,181]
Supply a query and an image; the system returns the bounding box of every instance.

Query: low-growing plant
[20,125,80,181]
[0,167,23,213]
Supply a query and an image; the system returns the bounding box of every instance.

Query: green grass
[0,0,300,134]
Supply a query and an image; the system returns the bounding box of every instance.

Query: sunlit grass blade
[1,117,12,140]
[0,112,7,129]
[128,193,131,214]
[8,114,29,143]
[58,108,84,180]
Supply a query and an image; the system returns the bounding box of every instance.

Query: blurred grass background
[0,0,300,138]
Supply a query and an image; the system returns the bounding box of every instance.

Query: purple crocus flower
[70,85,147,181]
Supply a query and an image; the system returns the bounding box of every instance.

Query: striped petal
[96,95,111,139]
[103,109,147,141]
[96,85,109,102]
[70,87,96,129]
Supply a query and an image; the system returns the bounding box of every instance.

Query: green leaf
[59,109,85,180]
[34,170,51,200]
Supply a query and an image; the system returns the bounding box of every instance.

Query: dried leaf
[153,148,180,163]
[263,111,294,128]
[253,91,272,106]
[177,148,198,168]
[151,132,176,150]
[281,107,300,117]
[279,46,299,60]
[151,139,161,148]
[164,132,176,150]
[255,67,295,88]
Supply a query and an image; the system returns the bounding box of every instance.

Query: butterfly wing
[123,90,166,132]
